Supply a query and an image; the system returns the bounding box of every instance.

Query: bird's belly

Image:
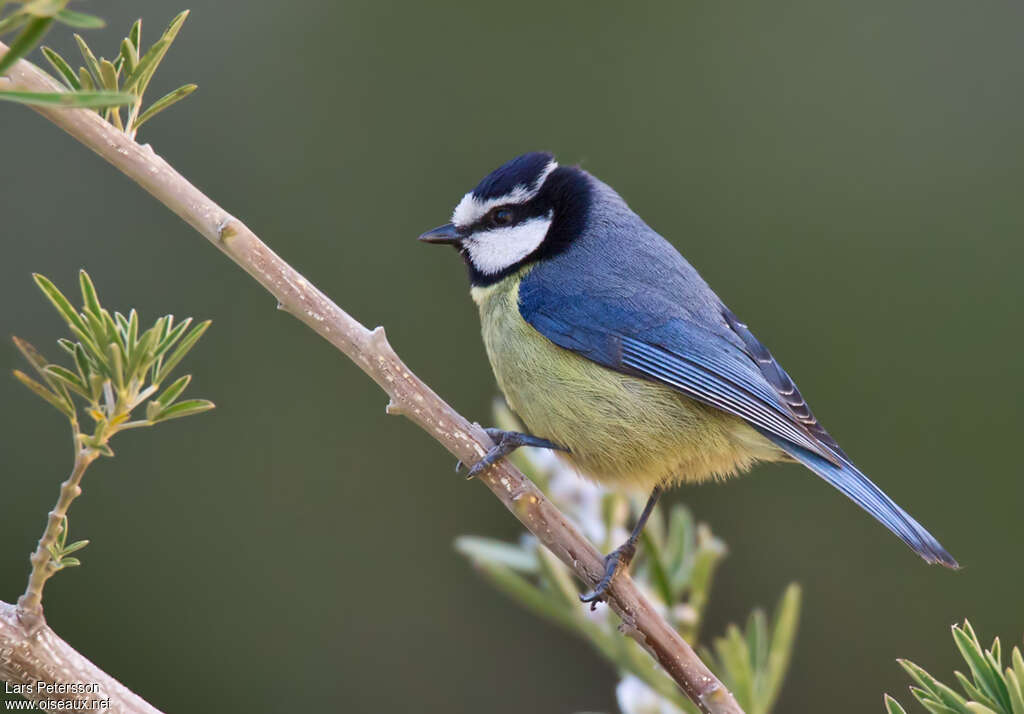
[473,278,779,491]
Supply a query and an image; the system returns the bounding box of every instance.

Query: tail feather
[759,430,959,569]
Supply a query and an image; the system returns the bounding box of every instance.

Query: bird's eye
[491,208,514,227]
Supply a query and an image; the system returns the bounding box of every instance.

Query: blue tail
[759,431,959,568]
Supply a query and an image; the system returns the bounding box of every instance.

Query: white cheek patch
[465,214,553,275]
[452,159,558,228]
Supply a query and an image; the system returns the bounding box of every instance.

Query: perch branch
[0,602,164,713]
[1,47,743,714]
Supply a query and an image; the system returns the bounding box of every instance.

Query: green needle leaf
[123,10,188,98]
[150,398,214,422]
[114,310,130,337]
[747,607,767,682]
[122,37,166,94]
[128,18,140,51]
[98,58,118,91]
[119,37,137,75]
[41,46,80,89]
[73,344,91,382]
[127,309,139,349]
[58,557,81,568]
[1005,668,1024,714]
[61,539,89,555]
[535,546,580,606]
[454,535,538,573]
[12,369,72,416]
[897,659,969,709]
[764,583,801,707]
[73,33,101,84]
[152,316,191,358]
[471,560,579,632]
[954,623,1012,711]
[964,704,1000,714]
[21,0,68,18]
[161,10,188,43]
[124,327,156,383]
[12,335,49,374]
[43,364,90,398]
[883,695,908,714]
[134,83,196,129]
[639,528,673,607]
[34,273,88,335]
[1014,649,1024,699]
[0,12,30,36]
[153,373,190,409]
[955,671,997,709]
[67,324,110,377]
[76,67,94,91]
[107,343,124,393]
[155,319,210,384]
[0,15,54,74]
[78,270,102,320]
[0,89,134,108]
[54,8,104,29]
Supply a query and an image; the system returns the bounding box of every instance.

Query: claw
[579,542,637,608]
[456,428,568,480]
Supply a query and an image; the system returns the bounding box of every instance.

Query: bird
[419,151,958,603]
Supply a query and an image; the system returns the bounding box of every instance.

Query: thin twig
[1,47,744,714]
[17,446,98,627]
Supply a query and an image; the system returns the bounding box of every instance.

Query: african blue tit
[419,152,957,602]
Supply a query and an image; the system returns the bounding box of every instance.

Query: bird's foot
[579,542,637,609]
[456,428,568,479]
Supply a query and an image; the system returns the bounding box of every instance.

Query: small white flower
[670,603,699,628]
[528,448,608,544]
[616,675,686,714]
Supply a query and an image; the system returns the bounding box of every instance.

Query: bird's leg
[580,486,663,608]
[457,428,569,479]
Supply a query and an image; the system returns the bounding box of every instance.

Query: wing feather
[520,287,837,462]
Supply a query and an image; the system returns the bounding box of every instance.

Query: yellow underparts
[472,271,784,492]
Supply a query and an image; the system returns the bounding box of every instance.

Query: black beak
[418,223,461,245]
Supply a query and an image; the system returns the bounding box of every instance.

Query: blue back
[519,170,957,568]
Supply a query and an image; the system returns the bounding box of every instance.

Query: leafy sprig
[1,4,195,134]
[0,0,131,107]
[46,516,88,571]
[702,585,801,714]
[886,621,1024,714]
[13,270,213,611]
[0,1,104,71]
[14,270,213,452]
[40,11,195,136]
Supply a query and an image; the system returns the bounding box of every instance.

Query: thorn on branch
[368,326,389,348]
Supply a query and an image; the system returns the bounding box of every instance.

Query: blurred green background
[2,1,1022,711]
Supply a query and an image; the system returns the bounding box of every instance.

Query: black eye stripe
[463,193,553,235]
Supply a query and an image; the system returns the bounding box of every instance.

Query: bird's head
[419,152,590,286]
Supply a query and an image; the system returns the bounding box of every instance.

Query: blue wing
[519,261,957,568]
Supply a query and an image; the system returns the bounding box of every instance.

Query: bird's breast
[470,275,779,491]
